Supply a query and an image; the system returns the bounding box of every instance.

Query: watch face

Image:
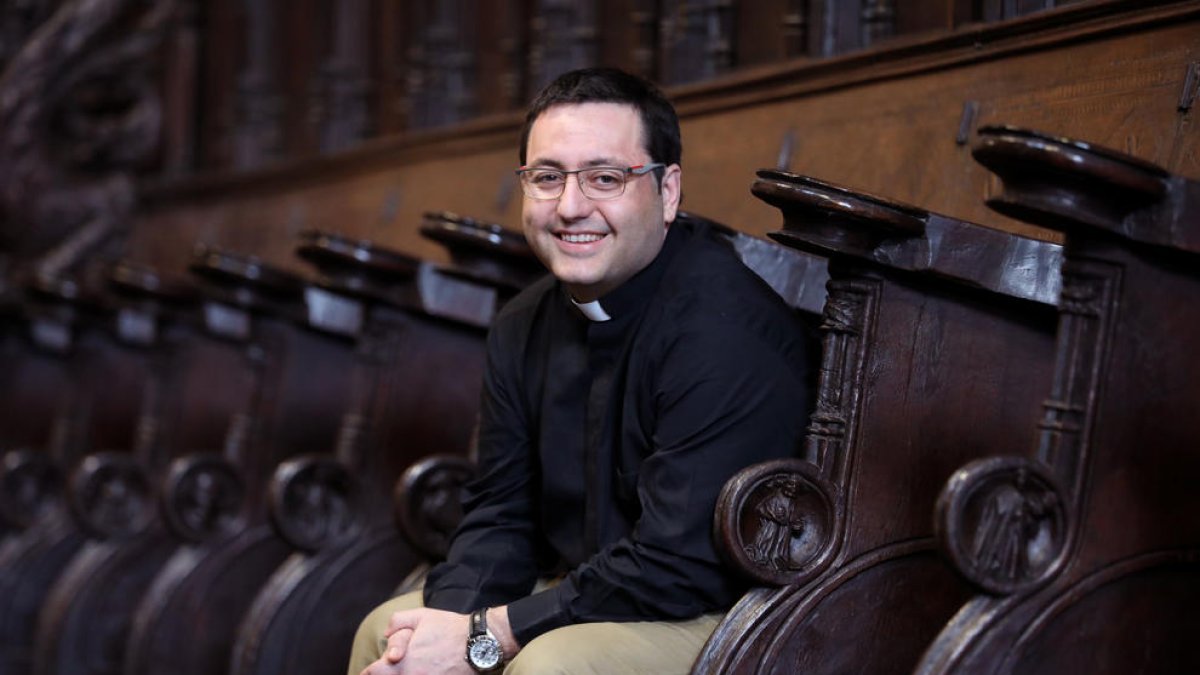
[468,636,503,670]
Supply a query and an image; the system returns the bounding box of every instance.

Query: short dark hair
[518,68,682,181]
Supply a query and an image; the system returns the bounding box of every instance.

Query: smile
[558,232,606,243]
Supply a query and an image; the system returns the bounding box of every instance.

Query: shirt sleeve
[423,321,543,612]
[505,312,812,644]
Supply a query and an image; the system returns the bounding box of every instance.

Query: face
[521,102,681,302]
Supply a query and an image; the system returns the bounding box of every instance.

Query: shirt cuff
[504,576,577,645]
[423,586,478,614]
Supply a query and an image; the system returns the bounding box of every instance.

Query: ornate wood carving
[660,0,734,85]
[528,0,597,94]
[916,125,1200,675]
[317,0,371,152]
[696,171,1062,675]
[405,0,477,129]
[234,0,283,168]
[0,0,168,296]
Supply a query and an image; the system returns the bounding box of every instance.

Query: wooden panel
[127,5,1200,288]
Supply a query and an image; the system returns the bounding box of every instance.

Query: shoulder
[659,222,804,332]
[488,273,558,344]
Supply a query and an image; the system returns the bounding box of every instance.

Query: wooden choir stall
[0,0,1197,673]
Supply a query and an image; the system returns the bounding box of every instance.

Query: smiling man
[350,67,814,675]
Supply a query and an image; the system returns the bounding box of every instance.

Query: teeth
[560,233,604,243]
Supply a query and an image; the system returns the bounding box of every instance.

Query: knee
[504,625,604,675]
[347,591,424,674]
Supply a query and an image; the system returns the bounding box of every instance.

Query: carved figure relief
[937,456,1068,595]
[745,475,807,570]
[969,471,1059,584]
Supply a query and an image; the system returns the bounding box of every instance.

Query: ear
[660,163,682,226]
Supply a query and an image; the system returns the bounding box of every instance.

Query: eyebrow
[523,156,630,170]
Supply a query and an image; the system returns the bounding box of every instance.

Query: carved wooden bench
[913,126,1200,675]
[693,171,1063,674]
[230,229,492,675]
[116,249,361,675]
[0,267,180,675]
[31,260,214,675]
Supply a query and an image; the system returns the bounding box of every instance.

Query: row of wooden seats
[697,125,1200,674]
[0,213,542,675]
[393,125,1200,674]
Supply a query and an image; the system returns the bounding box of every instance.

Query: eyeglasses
[515,163,665,201]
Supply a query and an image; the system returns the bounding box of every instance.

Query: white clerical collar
[571,296,611,322]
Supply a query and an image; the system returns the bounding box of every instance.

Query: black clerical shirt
[423,218,814,646]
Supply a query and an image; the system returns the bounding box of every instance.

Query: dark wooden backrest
[2,264,195,675]
[228,229,494,675]
[694,170,1063,675]
[915,126,1200,675]
[113,248,359,675]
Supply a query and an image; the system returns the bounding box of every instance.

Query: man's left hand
[358,607,472,675]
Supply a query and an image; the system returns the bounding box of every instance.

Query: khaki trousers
[348,589,723,675]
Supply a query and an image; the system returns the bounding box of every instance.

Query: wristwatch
[465,607,505,672]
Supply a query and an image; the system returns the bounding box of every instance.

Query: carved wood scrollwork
[68,451,154,539]
[714,274,876,586]
[0,448,62,528]
[936,257,1120,596]
[0,0,170,283]
[394,454,477,560]
[161,453,246,542]
[268,453,359,552]
[936,456,1068,595]
[715,458,837,586]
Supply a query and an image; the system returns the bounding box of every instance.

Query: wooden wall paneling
[230,232,489,675]
[528,0,598,94]
[914,126,1200,675]
[319,0,373,153]
[125,5,1199,339]
[405,0,478,130]
[895,0,958,36]
[476,0,530,116]
[234,0,284,169]
[675,5,1200,245]
[807,0,865,57]
[160,0,202,175]
[596,0,659,82]
[734,0,804,68]
[197,0,243,170]
[659,0,735,85]
[371,0,407,136]
[279,0,324,159]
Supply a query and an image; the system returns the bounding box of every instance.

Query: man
[351,67,813,675]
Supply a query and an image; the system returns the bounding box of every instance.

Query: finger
[385,609,421,635]
[385,627,413,663]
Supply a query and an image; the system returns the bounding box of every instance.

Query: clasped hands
[359,607,517,675]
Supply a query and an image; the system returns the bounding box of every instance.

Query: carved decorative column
[528,0,597,94]
[161,0,201,174]
[406,0,476,129]
[234,0,283,169]
[660,0,733,85]
[860,0,895,47]
[317,0,371,152]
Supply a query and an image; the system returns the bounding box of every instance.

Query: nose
[555,174,595,221]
